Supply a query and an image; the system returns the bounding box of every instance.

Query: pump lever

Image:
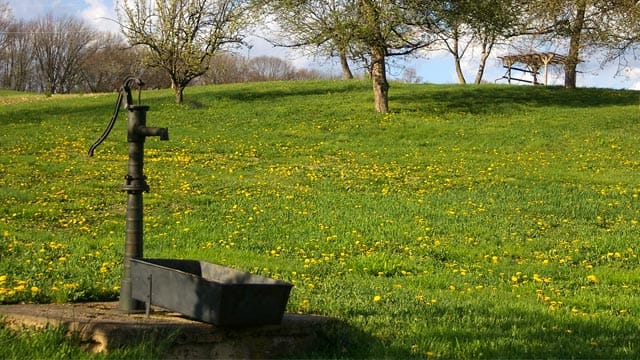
[88,91,124,157]
[123,77,144,109]
[88,77,145,157]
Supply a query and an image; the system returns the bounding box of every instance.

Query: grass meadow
[1,81,640,358]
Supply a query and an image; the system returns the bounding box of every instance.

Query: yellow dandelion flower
[373,295,382,303]
[587,274,598,284]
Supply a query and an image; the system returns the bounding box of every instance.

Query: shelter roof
[499,52,567,67]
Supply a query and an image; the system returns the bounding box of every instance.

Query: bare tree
[0,4,37,91]
[401,67,422,83]
[0,1,10,49]
[79,33,134,92]
[199,53,248,83]
[117,0,250,104]
[1,20,36,91]
[31,14,95,94]
[247,55,296,81]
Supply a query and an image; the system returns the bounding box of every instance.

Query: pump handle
[88,77,144,156]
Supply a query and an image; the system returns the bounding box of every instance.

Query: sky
[6,0,640,90]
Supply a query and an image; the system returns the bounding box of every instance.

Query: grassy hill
[1,80,639,358]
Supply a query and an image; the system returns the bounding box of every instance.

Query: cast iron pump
[88,77,169,312]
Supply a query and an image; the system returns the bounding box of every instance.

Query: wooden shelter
[498,52,567,85]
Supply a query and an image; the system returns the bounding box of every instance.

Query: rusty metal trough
[130,258,293,326]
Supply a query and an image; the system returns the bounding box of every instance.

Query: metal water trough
[130,258,293,326]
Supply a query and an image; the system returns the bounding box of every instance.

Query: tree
[1,21,36,91]
[247,55,296,81]
[198,53,248,84]
[357,0,433,113]
[429,0,522,84]
[601,0,640,73]
[525,0,640,88]
[31,14,95,94]
[430,1,471,84]
[255,0,359,80]
[465,0,522,84]
[79,33,133,92]
[0,1,10,49]
[117,0,250,104]
[258,0,432,113]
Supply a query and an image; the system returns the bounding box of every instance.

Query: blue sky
[7,0,640,89]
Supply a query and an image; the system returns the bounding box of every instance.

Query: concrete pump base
[0,302,337,358]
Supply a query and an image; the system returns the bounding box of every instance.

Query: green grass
[1,80,640,358]
[0,323,176,359]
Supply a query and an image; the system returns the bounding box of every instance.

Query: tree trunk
[175,85,184,104]
[339,49,354,79]
[360,0,389,113]
[474,38,493,85]
[370,46,389,114]
[454,57,466,84]
[452,35,466,84]
[171,78,184,104]
[564,2,586,89]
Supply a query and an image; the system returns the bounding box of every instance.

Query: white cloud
[80,0,118,32]
[622,67,640,90]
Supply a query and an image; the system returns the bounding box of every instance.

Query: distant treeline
[0,12,329,94]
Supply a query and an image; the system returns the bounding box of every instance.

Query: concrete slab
[0,302,337,358]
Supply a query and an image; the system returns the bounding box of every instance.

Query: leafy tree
[525,0,640,88]
[429,0,522,84]
[117,0,250,103]
[465,0,523,84]
[600,0,640,73]
[255,0,359,80]
[257,0,433,113]
[357,0,434,113]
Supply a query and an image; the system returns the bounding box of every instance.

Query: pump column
[119,105,151,313]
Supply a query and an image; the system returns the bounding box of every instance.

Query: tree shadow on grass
[392,84,639,116]
[429,304,639,359]
[300,318,416,359]
[190,80,367,104]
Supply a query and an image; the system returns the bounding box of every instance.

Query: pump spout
[140,126,169,141]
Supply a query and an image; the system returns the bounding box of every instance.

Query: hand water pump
[88,77,169,312]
